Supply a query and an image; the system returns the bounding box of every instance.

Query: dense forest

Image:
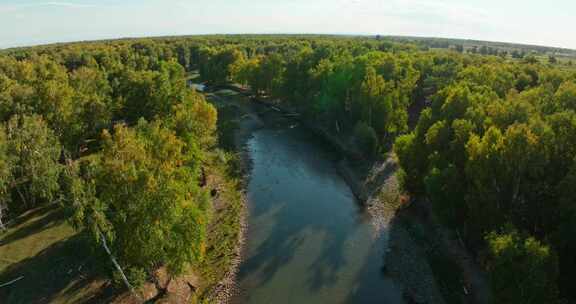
[1,35,576,303]
[0,37,222,301]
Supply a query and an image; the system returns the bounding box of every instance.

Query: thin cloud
[0,1,98,12]
[41,2,98,8]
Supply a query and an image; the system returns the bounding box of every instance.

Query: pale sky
[0,0,575,49]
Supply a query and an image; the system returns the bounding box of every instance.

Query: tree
[554,81,576,111]
[511,50,524,59]
[116,61,187,123]
[464,124,543,236]
[353,121,378,156]
[199,47,245,84]
[64,122,211,282]
[231,56,260,89]
[360,66,388,129]
[395,132,427,193]
[168,91,217,167]
[548,55,557,64]
[524,55,539,64]
[0,128,12,230]
[486,228,558,304]
[257,53,286,96]
[6,114,61,212]
[70,67,114,144]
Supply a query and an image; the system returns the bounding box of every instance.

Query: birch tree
[6,115,61,211]
[62,121,210,287]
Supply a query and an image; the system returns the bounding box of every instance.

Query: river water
[234,122,404,304]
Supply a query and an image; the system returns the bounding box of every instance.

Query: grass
[0,205,75,272]
[0,205,116,304]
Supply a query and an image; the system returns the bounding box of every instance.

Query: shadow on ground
[0,208,124,304]
[1,206,66,246]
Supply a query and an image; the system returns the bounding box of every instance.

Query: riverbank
[200,90,264,303]
[197,153,248,304]
[337,156,448,304]
[333,146,491,304]
[328,135,490,304]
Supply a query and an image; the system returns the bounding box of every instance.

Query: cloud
[382,0,490,24]
[0,1,98,12]
[40,2,98,8]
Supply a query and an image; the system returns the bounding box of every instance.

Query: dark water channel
[234,120,404,304]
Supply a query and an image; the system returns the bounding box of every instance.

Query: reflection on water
[234,126,404,304]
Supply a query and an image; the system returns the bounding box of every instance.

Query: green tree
[486,228,558,304]
[64,122,210,282]
[0,128,13,230]
[6,114,62,211]
[353,121,378,156]
[116,61,187,123]
[548,55,557,64]
[70,67,114,144]
[360,66,388,129]
[454,44,464,53]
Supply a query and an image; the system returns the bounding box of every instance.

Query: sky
[0,0,575,49]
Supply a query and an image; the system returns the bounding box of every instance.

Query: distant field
[386,35,576,61]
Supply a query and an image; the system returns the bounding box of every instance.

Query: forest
[0,35,575,303]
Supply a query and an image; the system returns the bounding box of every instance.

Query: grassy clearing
[0,205,75,273]
[0,205,114,304]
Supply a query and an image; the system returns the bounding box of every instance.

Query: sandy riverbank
[202,91,264,303]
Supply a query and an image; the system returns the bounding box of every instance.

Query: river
[232,118,404,303]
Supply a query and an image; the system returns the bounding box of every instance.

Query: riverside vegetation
[0,35,575,303]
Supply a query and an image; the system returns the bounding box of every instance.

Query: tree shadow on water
[237,213,306,288]
[343,231,405,304]
[305,223,357,292]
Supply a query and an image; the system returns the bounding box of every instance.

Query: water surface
[236,125,403,304]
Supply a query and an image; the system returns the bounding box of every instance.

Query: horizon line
[2,32,575,53]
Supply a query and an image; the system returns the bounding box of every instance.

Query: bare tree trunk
[98,229,142,302]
